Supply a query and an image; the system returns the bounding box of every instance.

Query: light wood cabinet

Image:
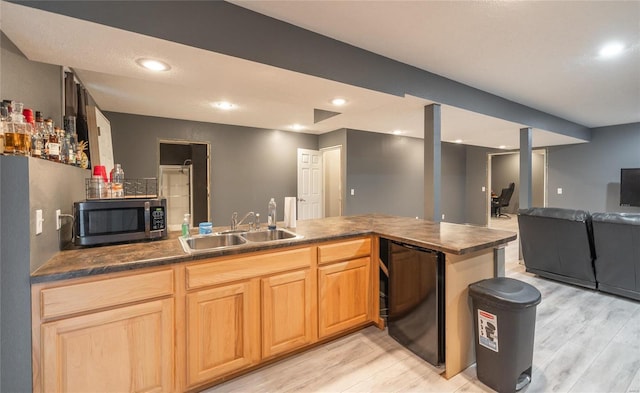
[32,238,377,392]
[32,268,175,393]
[262,269,315,358]
[185,280,260,386]
[183,246,314,389]
[318,257,371,338]
[317,237,373,339]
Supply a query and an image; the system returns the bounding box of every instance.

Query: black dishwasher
[382,240,445,368]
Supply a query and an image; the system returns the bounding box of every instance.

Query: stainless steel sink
[241,229,300,242]
[181,233,246,251]
[180,229,301,254]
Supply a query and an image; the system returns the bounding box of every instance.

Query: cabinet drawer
[318,237,371,265]
[40,269,174,321]
[186,247,312,290]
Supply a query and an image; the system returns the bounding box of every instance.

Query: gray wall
[441,142,467,223]
[0,32,63,125]
[344,130,424,218]
[29,159,88,271]
[548,123,640,213]
[0,157,2,388]
[106,112,318,225]
[0,31,68,393]
[0,156,32,393]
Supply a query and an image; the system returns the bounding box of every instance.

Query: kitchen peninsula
[30,214,516,392]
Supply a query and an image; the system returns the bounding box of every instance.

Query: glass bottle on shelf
[0,102,8,154]
[48,125,61,162]
[66,132,77,165]
[5,101,31,156]
[59,129,68,164]
[31,111,44,158]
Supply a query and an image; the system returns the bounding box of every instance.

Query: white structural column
[519,127,533,210]
[424,104,442,222]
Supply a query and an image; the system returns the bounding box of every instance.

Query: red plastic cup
[93,165,108,183]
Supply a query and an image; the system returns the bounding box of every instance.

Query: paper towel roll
[284,197,297,228]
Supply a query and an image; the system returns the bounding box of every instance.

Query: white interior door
[297,148,323,220]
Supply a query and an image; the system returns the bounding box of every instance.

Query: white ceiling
[232,0,640,128]
[2,2,631,149]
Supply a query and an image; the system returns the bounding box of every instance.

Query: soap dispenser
[268,198,277,230]
[181,213,191,238]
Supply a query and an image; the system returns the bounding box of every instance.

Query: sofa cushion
[518,208,596,288]
[591,212,640,300]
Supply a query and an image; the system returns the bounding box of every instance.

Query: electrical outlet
[56,209,61,230]
[36,209,43,235]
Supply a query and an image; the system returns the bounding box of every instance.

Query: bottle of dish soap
[181,213,191,238]
[268,198,277,230]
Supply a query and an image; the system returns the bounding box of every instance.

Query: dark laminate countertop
[31,214,517,283]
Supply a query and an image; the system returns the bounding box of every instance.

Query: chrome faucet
[231,211,256,231]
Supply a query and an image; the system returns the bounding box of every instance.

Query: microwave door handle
[144,201,151,236]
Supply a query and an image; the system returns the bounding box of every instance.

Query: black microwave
[74,198,168,246]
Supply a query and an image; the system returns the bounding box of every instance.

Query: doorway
[321,146,343,217]
[159,141,210,230]
[487,149,546,220]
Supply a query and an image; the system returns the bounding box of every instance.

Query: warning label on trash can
[478,309,499,352]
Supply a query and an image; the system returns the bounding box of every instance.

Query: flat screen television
[620,168,640,207]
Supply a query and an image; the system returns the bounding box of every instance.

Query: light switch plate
[482,186,486,192]
[36,209,43,235]
[557,188,563,195]
[350,189,355,196]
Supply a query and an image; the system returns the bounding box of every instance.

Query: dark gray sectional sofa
[517,208,640,301]
[592,213,640,301]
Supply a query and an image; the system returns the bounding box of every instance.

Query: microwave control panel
[151,207,166,230]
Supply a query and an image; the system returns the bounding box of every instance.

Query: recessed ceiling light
[498,145,507,149]
[212,101,235,110]
[599,42,625,58]
[392,130,403,135]
[291,124,304,131]
[331,98,347,106]
[135,58,171,71]
[454,139,463,144]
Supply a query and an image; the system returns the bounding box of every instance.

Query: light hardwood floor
[203,221,640,393]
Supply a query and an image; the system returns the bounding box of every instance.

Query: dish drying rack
[85,178,158,200]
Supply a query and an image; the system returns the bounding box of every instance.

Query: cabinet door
[262,269,315,358]
[318,257,371,338]
[186,281,259,387]
[41,298,174,393]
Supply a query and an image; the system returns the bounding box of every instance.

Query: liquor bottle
[42,118,54,160]
[5,101,31,156]
[66,132,77,165]
[59,129,68,164]
[48,125,61,162]
[0,102,7,154]
[31,111,44,158]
